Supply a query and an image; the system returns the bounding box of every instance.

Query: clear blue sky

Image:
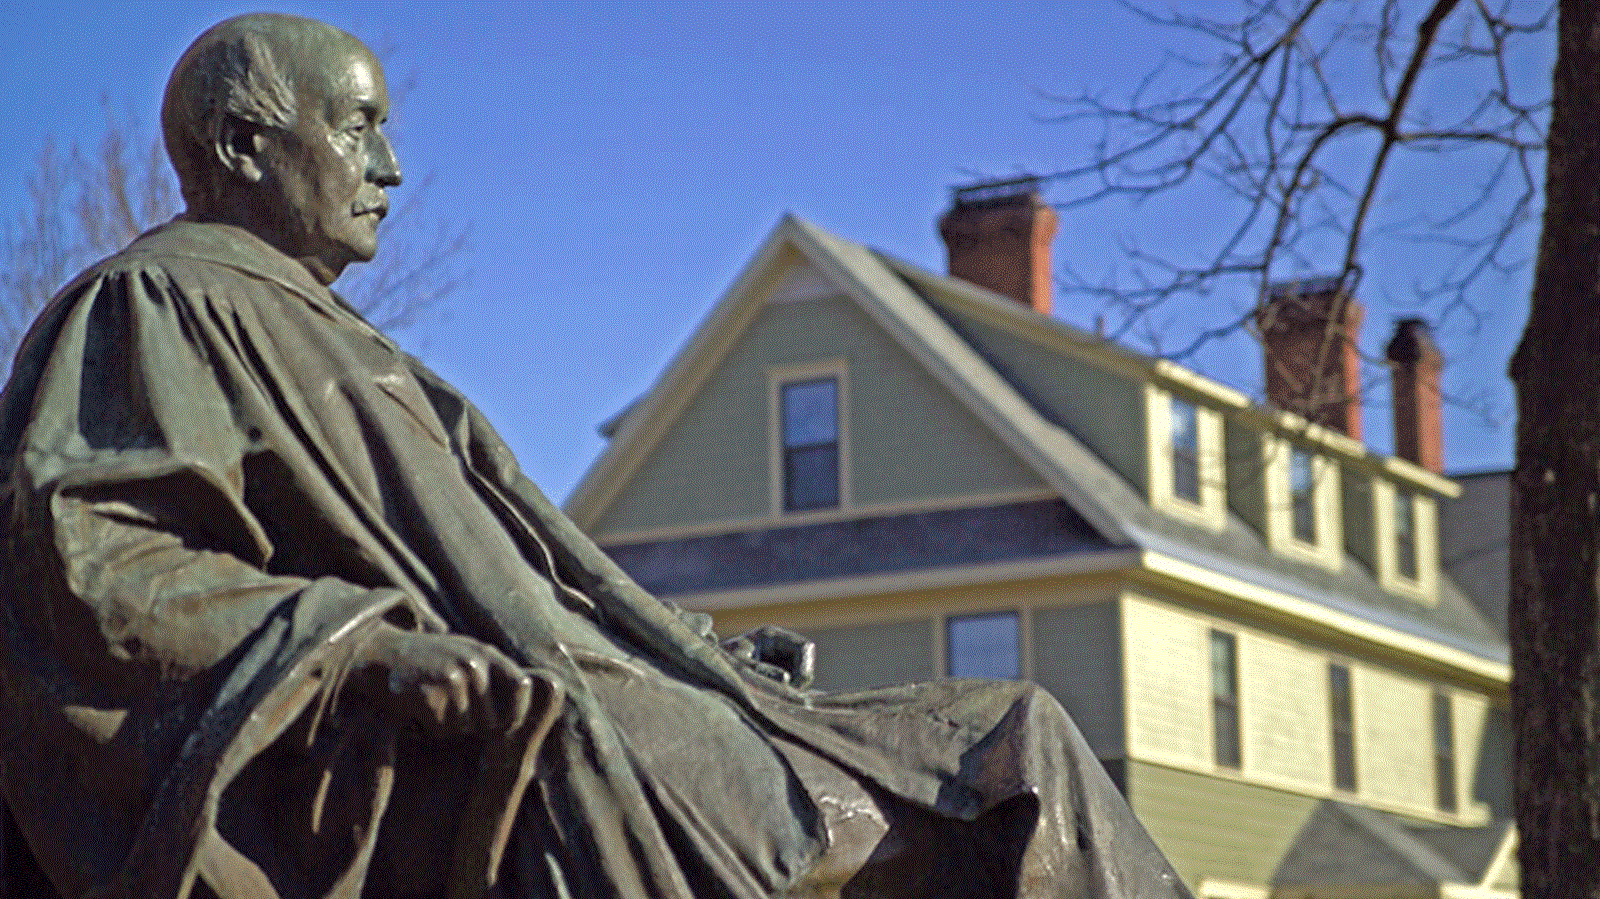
[0,2,1544,501]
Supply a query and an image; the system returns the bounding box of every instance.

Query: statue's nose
[369,130,402,187]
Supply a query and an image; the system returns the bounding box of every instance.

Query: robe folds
[0,220,1191,899]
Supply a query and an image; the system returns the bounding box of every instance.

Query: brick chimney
[938,176,1058,315]
[1256,278,1365,439]
[1386,318,1443,473]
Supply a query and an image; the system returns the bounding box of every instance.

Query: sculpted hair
[161,14,345,208]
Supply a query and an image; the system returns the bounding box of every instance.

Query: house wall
[1033,602,1125,757]
[1125,759,1319,890]
[706,574,1127,757]
[1120,592,1496,825]
[589,294,1047,539]
[805,618,935,692]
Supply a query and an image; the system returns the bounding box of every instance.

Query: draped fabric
[0,220,1191,899]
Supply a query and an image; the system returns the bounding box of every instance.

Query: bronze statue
[0,14,1194,899]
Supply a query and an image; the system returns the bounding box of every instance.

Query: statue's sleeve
[4,260,414,679]
[0,261,431,899]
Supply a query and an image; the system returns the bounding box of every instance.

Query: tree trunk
[1510,1,1600,895]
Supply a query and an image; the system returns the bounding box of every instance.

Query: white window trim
[768,360,851,519]
[1372,479,1439,604]
[1263,435,1342,571]
[1145,386,1226,531]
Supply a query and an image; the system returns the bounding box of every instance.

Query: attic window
[1290,446,1317,544]
[1264,436,1340,571]
[780,377,840,512]
[1395,489,1418,581]
[1146,387,1225,531]
[1171,398,1201,504]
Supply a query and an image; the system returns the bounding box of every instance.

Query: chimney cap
[950,174,1046,210]
[1267,274,1347,299]
[1386,317,1441,365]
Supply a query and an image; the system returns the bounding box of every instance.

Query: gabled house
[565,178,1515,899]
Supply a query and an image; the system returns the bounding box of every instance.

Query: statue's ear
[215,115,268,183]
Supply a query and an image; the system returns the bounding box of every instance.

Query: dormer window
[1395,489,1418,581]
[780,377,840,512]
[1373,480,1437,602]
[1290,446,1317,544]
[1171,398,1201,504]
[1263,438,1341,571]
[1146,387,1225,530]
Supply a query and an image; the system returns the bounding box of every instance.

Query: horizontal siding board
[805,618,935,692]
[1127,761,1317,888]
[1033,602,1124,756]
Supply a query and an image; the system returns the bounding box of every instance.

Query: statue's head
[162,13,402,284]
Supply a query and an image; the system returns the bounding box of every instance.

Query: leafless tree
[1042,0,1546,367]
[1040,2,1600,894]
[0,102,465,375]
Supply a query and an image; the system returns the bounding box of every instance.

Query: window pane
[1433,691,1457,813]
[1290,447,1317,543]
[784,444,838,511]
[1395,492,1418,581]
[781,377,839,512]
[1171,398,1201,503]
[782,378,837,448]
[1210,630,1240,769]
[948,612,1020,679]
[1329,663,1356,792]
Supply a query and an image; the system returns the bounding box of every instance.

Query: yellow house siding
[1353,665,1435,811]
[590,295,1045,538]
[1034,602,1125,757]
[1123,596,1213,768]
[1125,760,1317,890]
[805,618,936,692]
[1239,632,1330,788]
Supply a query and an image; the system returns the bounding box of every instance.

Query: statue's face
[257,43,400,284]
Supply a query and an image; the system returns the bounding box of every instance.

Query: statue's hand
[351,622,534,738]
[663,600,716,642]
[722,626,815,690]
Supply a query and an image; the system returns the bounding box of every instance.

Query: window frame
[1328,662,1357,793]
[1433,690,1458,814]
[1372,479,1438,602]
[1209,629,1242,770]
[946,610,1023,680]
[768,360,851,517]
[1263,436,1342,571]
[1146,386,1226,530]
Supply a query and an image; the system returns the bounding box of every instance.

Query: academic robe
[0,219,1191,899]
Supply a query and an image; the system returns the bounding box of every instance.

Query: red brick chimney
[1385,318,1443,473]
[938,176,1058,315]
[1256,278,1365,439]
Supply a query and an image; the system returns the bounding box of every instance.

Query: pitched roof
[567,214,1506,675]
[1273,801,1514,893]
[1439,470,1510,637]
